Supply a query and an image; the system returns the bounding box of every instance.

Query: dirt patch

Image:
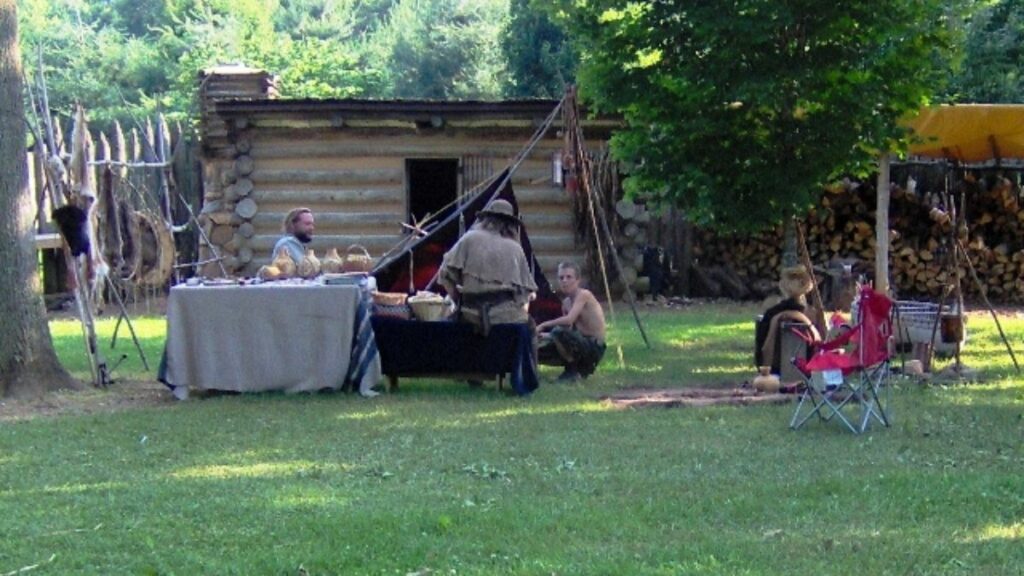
[601,386,795,409]
[0,380,176,422]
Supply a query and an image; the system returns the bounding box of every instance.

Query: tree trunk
[781,217,798,269]
[0,0,79,398]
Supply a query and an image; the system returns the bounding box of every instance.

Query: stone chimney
[197,65,279,152]
[198,64,279,101]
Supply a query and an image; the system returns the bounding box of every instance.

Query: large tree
[370,0,509,99]
[556,0,963,232]
[0,0,78,398]
[946,0,1024,103]
[501,0,576,98]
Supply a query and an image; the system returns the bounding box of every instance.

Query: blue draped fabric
[370,317,539,395]
[345,289,379,391]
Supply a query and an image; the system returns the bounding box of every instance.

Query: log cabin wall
[196,80,614,280]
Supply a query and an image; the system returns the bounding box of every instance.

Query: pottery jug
[271,247,296,278]
[257,264,282,281]
[297,249,321,279]
[321,247,344,274]
[752,366,781,393]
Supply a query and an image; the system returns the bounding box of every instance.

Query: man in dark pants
[536,261,607,382]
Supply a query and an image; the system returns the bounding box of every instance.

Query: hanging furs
[66,105,110,297]
[127,210,176,287]
[52,203,91,257]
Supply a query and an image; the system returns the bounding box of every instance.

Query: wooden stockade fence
[29,114,203,306]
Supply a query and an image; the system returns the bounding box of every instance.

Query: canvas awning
[905,104,1024,162]
[875,104,1024,294]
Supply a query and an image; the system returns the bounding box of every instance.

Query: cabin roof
[211,98,563,119]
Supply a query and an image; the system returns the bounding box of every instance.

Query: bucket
[940,314,964,344]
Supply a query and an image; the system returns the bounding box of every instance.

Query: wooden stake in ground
[955,238,1020,373]
[795,219,827,336]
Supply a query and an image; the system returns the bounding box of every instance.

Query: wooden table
[159,283,381,398]
[370,317,539,395]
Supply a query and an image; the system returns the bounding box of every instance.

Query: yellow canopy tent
[887,104,1024,372]
[905,104,1024,162]
[873,104,1024,293]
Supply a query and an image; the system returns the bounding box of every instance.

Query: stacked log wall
[197,116,577,279]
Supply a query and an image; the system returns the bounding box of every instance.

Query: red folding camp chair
[790,286,893,433]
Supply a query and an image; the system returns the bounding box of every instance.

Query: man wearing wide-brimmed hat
[439,199,538,335]
[754,265,819,374]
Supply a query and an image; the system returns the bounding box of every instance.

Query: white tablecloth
[161,284,381,398]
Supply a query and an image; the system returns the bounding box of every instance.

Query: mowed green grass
[1,305,1021,575]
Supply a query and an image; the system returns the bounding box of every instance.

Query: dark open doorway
[406,158,459,225]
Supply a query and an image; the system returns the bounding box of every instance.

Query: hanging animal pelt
[118,199,137,278]
[52,204,91,256]
[98,156,125,276]
[67,105,109,302]
[69,106,94,200]
[127,210,175,287]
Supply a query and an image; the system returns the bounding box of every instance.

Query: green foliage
[18,1,174,129]
[501,0,576,98]
[371,0,509,99]
[88,0,173,37]
[947,0,1024,103]
[274,36,387,99]
[18,0,513,131]
[275,0,399,40]
[556,0,964,233]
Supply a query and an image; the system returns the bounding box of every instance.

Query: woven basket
[341,244,374,273]
[372,291,407,306]
[409,299,446,322]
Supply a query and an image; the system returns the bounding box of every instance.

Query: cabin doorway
[406,158,459,225]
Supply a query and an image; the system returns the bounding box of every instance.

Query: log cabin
[195,66,616,280]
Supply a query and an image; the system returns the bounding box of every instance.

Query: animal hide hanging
[126,210,175,287]
[118,199,137,279]
[52,204,90,257]
[68,105,95,201]
[98,165,124,275]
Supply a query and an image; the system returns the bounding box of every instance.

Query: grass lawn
[1,304,1022,575]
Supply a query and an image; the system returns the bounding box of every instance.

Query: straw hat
[778,265,813,298]
[478,199,522,224]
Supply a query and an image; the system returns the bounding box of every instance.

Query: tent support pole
[566,89,651,349]
[955,239,1020,373]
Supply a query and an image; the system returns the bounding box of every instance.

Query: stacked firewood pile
[957,175,1024,301]
[689,174,1024,303]
[613,199,651,288]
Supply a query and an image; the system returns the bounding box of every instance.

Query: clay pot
[257,265,282,281]
[752,366,781,393]
[271,247,296,278]
[321,247,344,274]
[297,249,321,279]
